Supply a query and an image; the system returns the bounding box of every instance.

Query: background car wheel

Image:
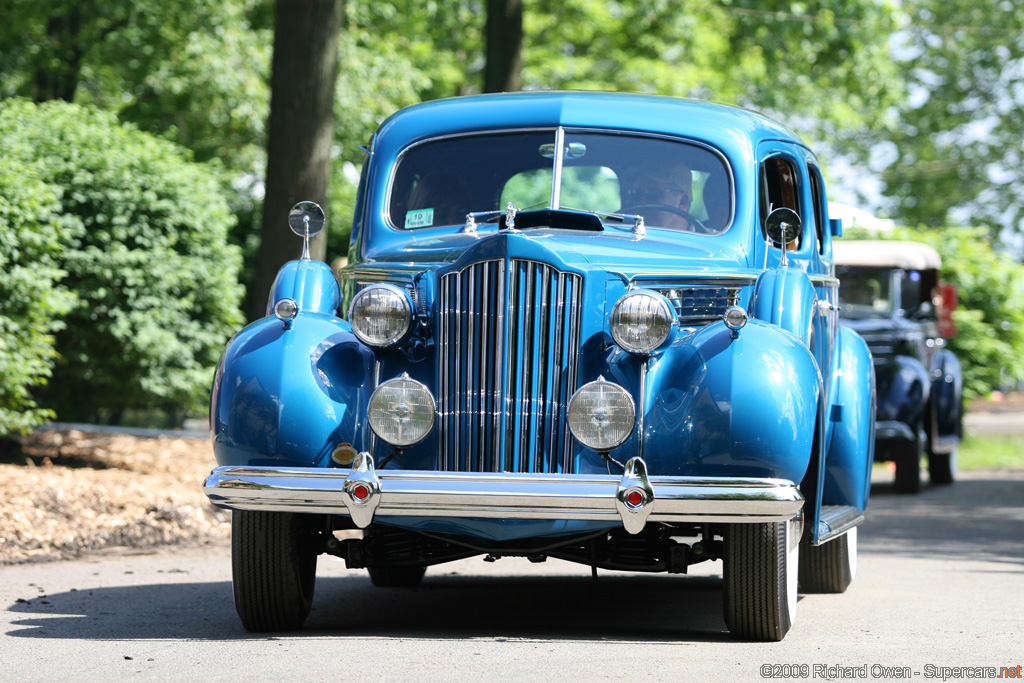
[928,449,957,485]
[894,423,924,493]
[723,517,799,641]
[799,527,857,593]
[232,510,319,632]
[368,566,427,587]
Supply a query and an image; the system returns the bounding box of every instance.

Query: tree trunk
[484,0,523,93]
[249,0,343,321]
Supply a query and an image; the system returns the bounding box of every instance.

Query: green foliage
[846,224,1024,399]
[0,98,244,423]
[0,137,76,436]
[877,2,1024,235]
[0,0,272,174]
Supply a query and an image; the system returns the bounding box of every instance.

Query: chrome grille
[857,332,895,365]
[651,285,743,326]
[438,259,582,473]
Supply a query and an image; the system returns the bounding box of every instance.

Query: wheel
[231,510,319,632]
[928,449,957,485]
[799,527,857,593]
[723,517,799,641]
[893,422,923,493]
[368,566,426,587]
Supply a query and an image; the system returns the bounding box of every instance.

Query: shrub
[0,149,75,437]
[0,98,244,424]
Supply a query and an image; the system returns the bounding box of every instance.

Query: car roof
[373,91,807,156]
[834,240,942,270]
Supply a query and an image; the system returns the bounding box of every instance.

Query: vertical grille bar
[439,258,581,473]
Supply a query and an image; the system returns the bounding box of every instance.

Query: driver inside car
[622,159,695,231]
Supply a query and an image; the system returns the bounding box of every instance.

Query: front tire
[232,510,319,632]
[928,449,957,485]
[723,517,799,641]
[893,422,924,493]
[799,527,857,593]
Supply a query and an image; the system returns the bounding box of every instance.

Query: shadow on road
[5,572,734,643]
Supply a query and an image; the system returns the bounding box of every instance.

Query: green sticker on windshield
[405,208,434,229]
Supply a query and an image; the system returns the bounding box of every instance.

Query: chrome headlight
[723,305,748,330]
[567,378,635,451]
[273,298,298,321]
[368,375,436,447]
[350,284,412,347]
[610,290,675,354]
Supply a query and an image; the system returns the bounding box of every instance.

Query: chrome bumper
[203,453,804,535]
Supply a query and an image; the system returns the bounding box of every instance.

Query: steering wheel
[625,203,711,233]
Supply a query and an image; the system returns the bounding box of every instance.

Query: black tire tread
[928,451,956,485]
[799,533,852,594]
[232,510,317,632]
[723,522,791,642]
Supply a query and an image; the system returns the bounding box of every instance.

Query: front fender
[876,355,930,426]
[753,268,817,343]
[267,259,341,316]
[823,326,876,512]
[641,320,819,482]
[210,313,376,467]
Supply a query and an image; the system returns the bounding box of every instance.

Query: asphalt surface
[1,469,1022,683]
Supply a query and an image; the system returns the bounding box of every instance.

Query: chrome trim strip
[205,463,804,527]
[815,505,864,546]
[550,126,565,209]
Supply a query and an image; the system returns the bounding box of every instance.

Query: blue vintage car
[204,91,875,641]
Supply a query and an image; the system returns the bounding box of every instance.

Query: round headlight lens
[368,376,436,447]
[610,290,675,354]
[350,284,412,347]
[567,378,636,451]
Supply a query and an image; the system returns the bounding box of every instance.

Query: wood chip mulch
[0,428,230,565]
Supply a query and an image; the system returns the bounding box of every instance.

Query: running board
[815,505,864,546]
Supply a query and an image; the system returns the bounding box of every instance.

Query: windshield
[838,267,894,319]
[388,130,733,234]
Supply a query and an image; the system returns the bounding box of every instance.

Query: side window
[808,165,826,255]
[759,156,802,248]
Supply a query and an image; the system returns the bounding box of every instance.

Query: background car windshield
[388,130,732,233]
[838,268,894,319]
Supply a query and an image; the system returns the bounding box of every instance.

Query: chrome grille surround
[438,259,583,474]
[648,280,746,326]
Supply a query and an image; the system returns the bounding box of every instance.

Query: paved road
[2,470,1022,683]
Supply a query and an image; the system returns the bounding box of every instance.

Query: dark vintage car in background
[835,240,962,493]
[204,91,876,641]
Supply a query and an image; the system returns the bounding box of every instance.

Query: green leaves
[0,98,244,428]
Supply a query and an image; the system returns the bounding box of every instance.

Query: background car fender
[876,354,930,427]
[929,348,963,443]
[640,320,819,483]
[822,326,876,512]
